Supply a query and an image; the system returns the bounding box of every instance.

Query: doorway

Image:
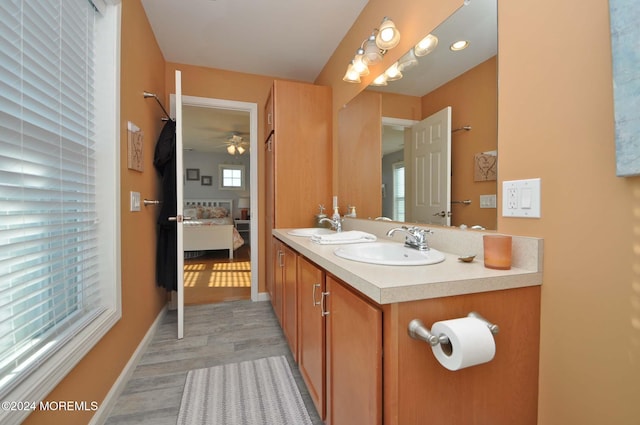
[172,94,259,302]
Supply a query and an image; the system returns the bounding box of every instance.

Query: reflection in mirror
[370,0,498,230]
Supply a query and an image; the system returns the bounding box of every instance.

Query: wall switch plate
[130,191,141,212]
[480,194,497,209]
[502,178,541,218]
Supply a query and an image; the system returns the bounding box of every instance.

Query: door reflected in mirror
[338,0,498,230]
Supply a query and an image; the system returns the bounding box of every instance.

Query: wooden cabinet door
[282,244,298,360]
[326,276,382,425]
[272,238,284,325]
[297,256,326,420]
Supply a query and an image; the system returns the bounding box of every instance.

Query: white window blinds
[0,0,115,403]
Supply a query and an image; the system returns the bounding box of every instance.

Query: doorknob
[433,211,446,217]
[167,215,192,222]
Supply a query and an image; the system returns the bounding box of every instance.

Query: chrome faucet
[319,216,342,232]
[386,226,433,251]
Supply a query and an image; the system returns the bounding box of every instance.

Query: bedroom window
[0,0,121,422]
[219,164,245,190]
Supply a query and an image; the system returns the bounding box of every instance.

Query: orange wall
[328,0,640,424]
[23,1,168,423]
[498,1,640,423]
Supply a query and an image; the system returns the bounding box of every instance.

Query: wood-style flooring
[184,246,251,305]
[104,300,323,424]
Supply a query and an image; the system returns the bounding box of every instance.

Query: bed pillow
[210,206,228,218]
[184,208,198,219]
[194,205,228,219]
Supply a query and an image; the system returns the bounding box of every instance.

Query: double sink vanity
[269,218,543,425]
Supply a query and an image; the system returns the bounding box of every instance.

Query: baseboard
[256,291,270,302]
[90,306,167,425]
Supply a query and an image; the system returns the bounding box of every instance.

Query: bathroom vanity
[271,221,542,425]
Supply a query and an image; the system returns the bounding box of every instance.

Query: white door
[174,70,185,339]
[408,107,451,225]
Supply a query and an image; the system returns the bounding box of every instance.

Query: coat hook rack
[143,91,172,121]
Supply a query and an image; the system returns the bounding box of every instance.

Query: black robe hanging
[153,120,178,291]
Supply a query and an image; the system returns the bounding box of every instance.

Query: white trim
[89,307,167,425]
[256,292,271,302]
[170,94,260,302]
[382,116,418,128]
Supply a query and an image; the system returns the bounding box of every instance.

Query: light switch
[480,194,497,209]
[521,187,532,209]
[130,191,141,212]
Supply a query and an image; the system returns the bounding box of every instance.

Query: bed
[183,199,244,259]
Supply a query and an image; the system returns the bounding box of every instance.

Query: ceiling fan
[225,133,248,155]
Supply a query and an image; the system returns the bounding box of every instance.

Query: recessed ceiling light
[450,40,469,51]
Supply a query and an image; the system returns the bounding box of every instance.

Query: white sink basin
[334,242,445,266]
[287,228,335,237]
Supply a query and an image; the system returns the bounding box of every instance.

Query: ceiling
[141,0,496,154]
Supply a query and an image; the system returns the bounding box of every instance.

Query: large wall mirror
[338,0,498,230]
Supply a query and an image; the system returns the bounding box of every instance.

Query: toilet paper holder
[408,312,499,347]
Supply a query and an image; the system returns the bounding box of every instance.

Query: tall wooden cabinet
[265,79,332,346]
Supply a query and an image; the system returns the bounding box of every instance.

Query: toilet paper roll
[430,317,496,371]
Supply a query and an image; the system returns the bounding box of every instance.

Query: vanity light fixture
[397,49,418,71]
[450,40,470,51]
[370,74,388,86]
[375,17,401,50]
[343,17,401,83]
[384,62,403,81]
[414,34,438,57]
[352,48,370,76]
[342,60,362,83]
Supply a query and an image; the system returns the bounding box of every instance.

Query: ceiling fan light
[375,17,400,50]
[227,145,235,155]
[414,34,438,57]
[237,146,245,155]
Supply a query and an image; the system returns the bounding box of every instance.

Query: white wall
[183,150,251,218]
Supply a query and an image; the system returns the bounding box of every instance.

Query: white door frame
[171,94,260,302]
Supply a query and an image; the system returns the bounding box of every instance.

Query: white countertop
[273,224,543,305]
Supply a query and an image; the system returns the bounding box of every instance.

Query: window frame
[218,164,246,190]
[0,2,122,423]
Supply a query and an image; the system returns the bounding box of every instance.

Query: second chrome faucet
[386,226,433,251]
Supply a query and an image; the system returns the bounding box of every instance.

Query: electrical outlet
[502,178,541,218]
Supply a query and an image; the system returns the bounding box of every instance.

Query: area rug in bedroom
[177,356,313,425]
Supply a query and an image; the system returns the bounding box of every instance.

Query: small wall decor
[127,121,144,172]
[474,152,497,181]
[201,175,212,186]
[609,0,640,176]
[186,168,200,181]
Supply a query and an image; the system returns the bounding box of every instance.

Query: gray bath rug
[176,355,312,425]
